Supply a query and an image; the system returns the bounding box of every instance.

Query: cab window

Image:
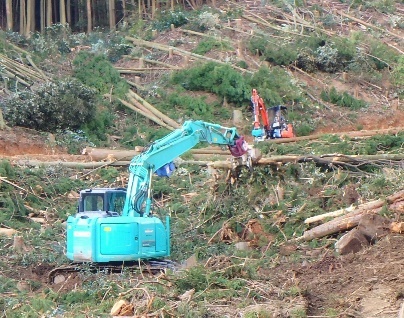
[108,193,126,215]
[84,195,104,211]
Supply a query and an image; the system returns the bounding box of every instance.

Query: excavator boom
[66,120,253,263]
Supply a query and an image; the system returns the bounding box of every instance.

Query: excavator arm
[123,120,250,218]
[67,120,254,263]
[251,89,271,139]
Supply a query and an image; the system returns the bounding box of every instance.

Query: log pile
[299,189,404,254]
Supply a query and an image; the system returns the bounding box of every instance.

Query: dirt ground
[274,235,404,317]
[3,227,403,317]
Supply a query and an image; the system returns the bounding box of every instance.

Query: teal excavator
[66,120,255,263]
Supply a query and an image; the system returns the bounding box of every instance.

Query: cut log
[122,55,180,69]
[17,160,132,168]
[0,228,17,237]
[267,127,404,144]
[82,147,140,162]
[305,190,404,225]
[83,147,231,162]
[300,190,404,241]
[127,90,180,129]
[134,146,231,155]
[304,205,357,224]
[118,98,174,131]
[390,222,404,234]
[300,209,382,241]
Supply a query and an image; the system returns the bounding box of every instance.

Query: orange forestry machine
[250,89,295,141]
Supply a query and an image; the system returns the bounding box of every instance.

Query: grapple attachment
[228,136,248,157]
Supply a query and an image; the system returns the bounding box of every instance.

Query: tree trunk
[138,0,143,18]
[108,0,116,30]
[20,0,26,36]
[86,0,92,32]
[40,0,45,32]
[46,0,52,27]
[5,0,13,31]
[66,0,71,24]
[151,0,156,18]
[29,0,35,33]
[60,0,67,25]
[121,0,126,21]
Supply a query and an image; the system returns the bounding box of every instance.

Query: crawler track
[48,259,178,284]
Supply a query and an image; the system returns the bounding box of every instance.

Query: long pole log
[267,127,404,144]
[118,98,175,131]
[125,93,155,117]
[83,147,232,162]
[128,90,180,129]
[122,56,180,69]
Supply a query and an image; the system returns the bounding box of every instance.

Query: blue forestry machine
[66,120,254,263]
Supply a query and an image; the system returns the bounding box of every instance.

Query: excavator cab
[78,188,127,216]
[250,89,295,141]
[267,106,295,139]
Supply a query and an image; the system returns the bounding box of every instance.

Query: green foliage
[248,36,298,66]
[192,38,233,55]
[295,123,315,136]
[175,266,210,292]
[56,130,95,154]
[312,37,357,73]
[193,11,220,31]
[315,44,342,72]
[1,78,97,133]
[235,60,249,69]
[152,9,190,31]
[320,87,367,109]
[21,24,73,58]
[244,310,273,318]
[0,160,16,178]
[82,107,114,145]
[73,51,129,97]
[6,24,131,62]
[170,62,248,104]
[368,40,398,70]
[163,92,229,121]
[365,0,396,13]
[86,30,132,63]
[391,55,404,95]
[247,66,302,105]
